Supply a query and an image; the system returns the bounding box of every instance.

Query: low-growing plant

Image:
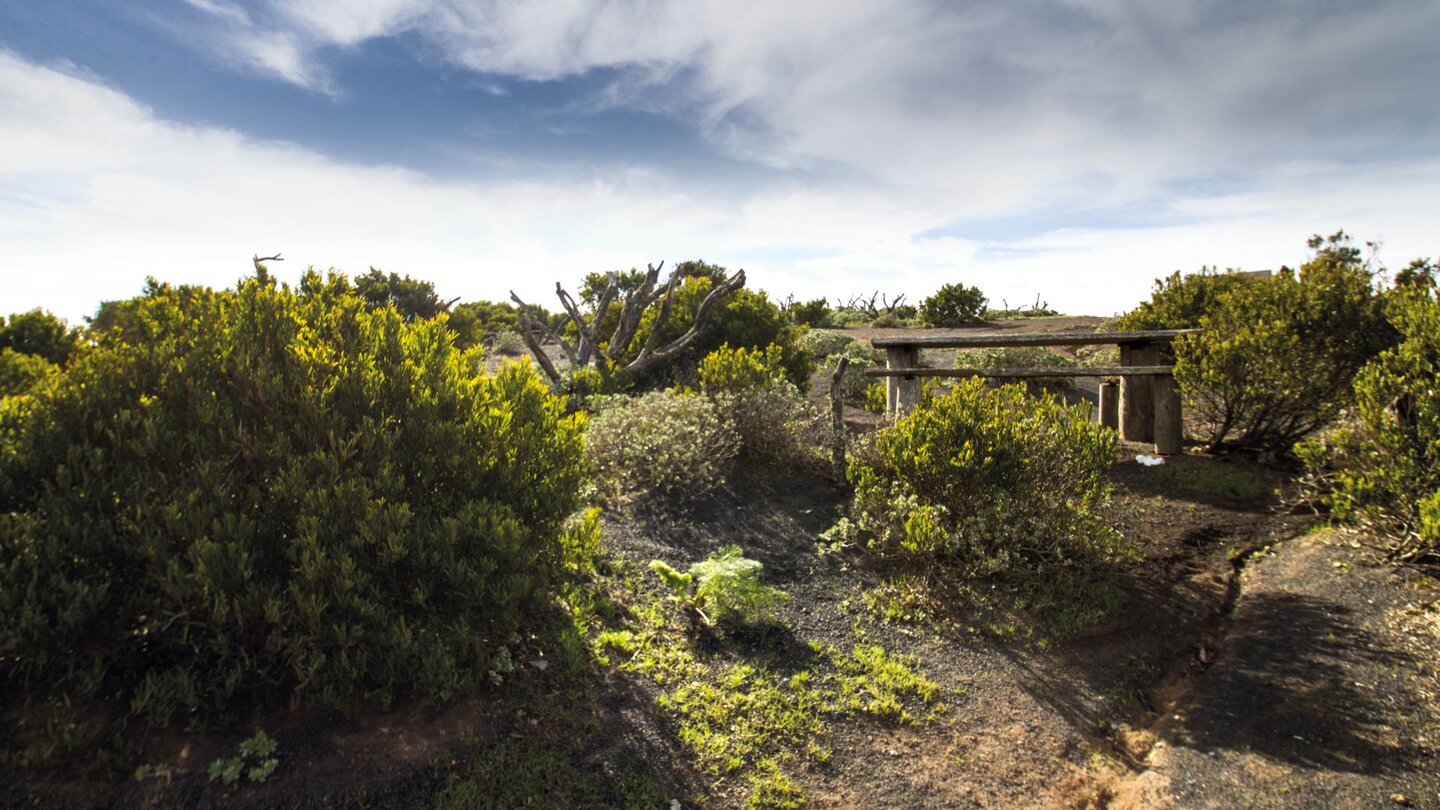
[207,730,279,786]
[650,545,789,627]
[833,378,1127,573]
[1298,287,1440,560]
[585,389,739,503]
[487,329,527,356]
[827,340,878,402]
[797,329,856,358]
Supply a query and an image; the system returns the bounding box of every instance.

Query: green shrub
[828,340,879,402]
[920,283,987,327]
[828,308,871,328]
[0,309,80,366]
[1174,236,1394,452]
[954,346,1078,394]
[787,298,833,328]
[487,329,527,356]
[864,382,888,414]
[0,272,588,753]
[699,344,820,466]
[585,389,738,503]
[1112,267,1257,332]
[797,329,855,358]
[834,379,1125,572]
[0,348,57,397]
[1298,289,1440,560]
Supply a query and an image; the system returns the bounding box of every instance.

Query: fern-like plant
[650,546,788,627]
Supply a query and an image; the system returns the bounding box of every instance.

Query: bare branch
[508,291,570,383]
[253,253,284,263]
[605,262,664,368]
[629,268,747,376]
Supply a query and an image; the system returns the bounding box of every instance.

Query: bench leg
[1119,344,1157,442]
[1099,381,1119,430]
[885,347,921,418]
[1153,374,1183,455]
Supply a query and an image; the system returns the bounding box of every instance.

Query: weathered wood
[864,366,1174,379]
[870,329,1199,350]
[1119,344,1159,442]
[830,356,850,481]
[884,346,921,418]
[1099,381,1119,430]
[1153,374,1183,455]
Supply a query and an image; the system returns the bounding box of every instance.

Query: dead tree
[510,262,746,385]
[842,292,908,317]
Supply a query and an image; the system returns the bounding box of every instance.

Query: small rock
[1390,794,1411,806]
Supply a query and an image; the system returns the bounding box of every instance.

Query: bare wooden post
[885,345,922,418]
[1153,374,1183,455]
[1119,342,1158,441]
[830,357,850,480]
[1098,380,1119,430]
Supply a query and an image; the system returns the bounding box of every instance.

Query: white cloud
[238,0,1440,219]
[1,50,1436,328]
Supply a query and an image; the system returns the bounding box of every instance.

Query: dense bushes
[0,309,79,366]
[585,389,739,503]
[0,349,56,397]
[1111,267,1256,332]
[1173,239,1394,452]
[0,272,588,750]
[1299,288,1440,560]
[698,344,819,465]
[832,379,1125,571]
[1121,235,1398,453]
[920,283,987,327]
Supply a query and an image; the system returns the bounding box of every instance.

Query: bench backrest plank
[870,329,1198,350]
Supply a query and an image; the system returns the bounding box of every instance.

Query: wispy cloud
[227,0,1440,217]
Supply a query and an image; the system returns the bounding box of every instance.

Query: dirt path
[1109,532,1440,809]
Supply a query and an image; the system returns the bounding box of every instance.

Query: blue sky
[2,0,1437,322]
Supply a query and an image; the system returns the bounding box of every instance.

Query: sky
[2,0,1437,323]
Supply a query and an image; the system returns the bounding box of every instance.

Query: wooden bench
[864,329,1200,455]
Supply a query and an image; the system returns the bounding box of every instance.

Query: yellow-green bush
[835,379,1125,571]
[699,344,819,466]
[0,272,587,753]
[0,348,56,397]
[1298,288,1440,560]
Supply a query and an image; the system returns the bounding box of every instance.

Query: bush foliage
[585,389,739,503]
[0,309,80,367]
[1298,287,1440,560]
[1121,234,1398,453]
[0,272,588,747]
[920,283,988,327]
[834,379,1125,572]
[1172,236,1394,452]
[699,343,819,466]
